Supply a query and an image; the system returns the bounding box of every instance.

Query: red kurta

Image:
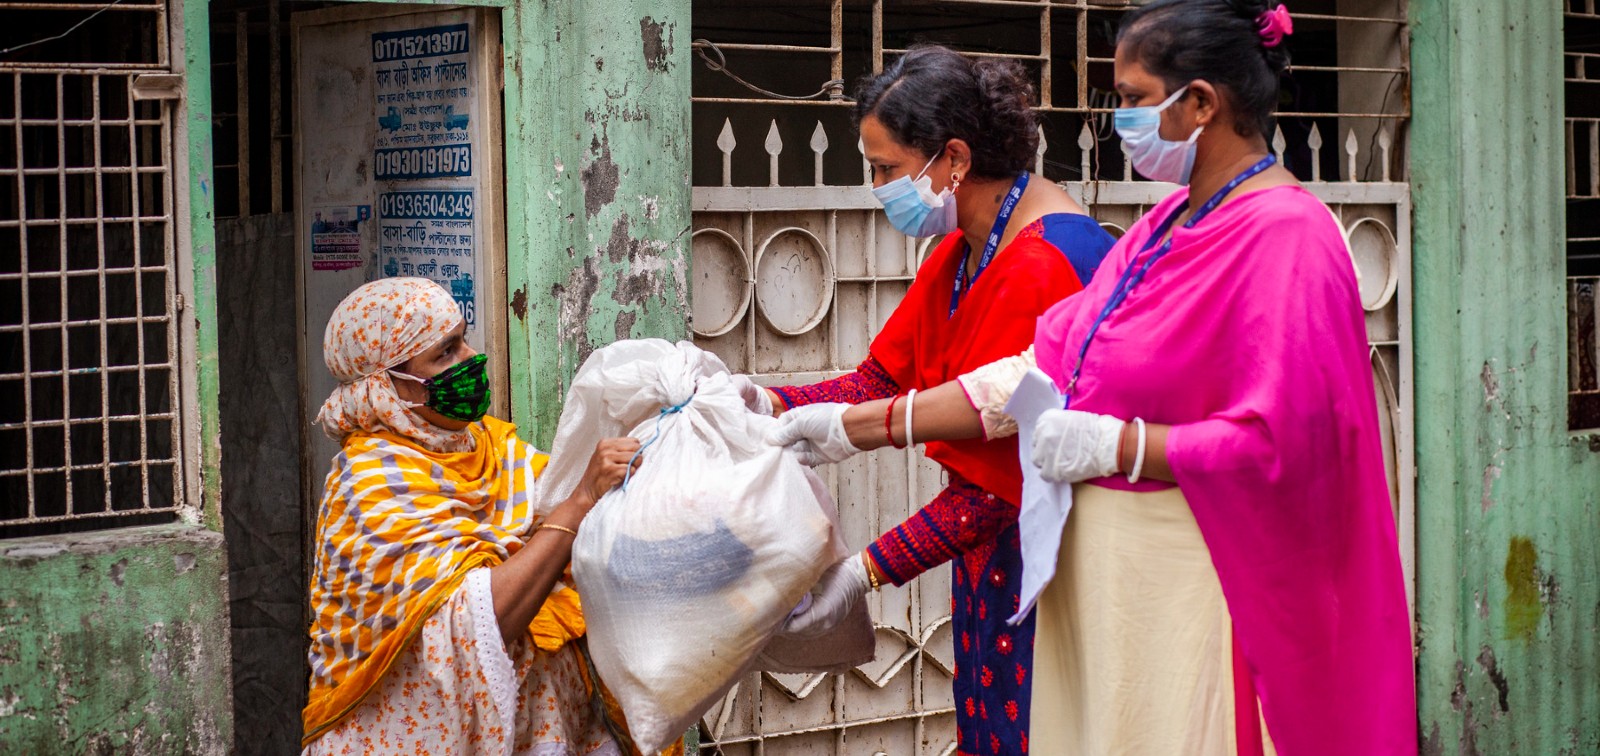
[870,227,1086,505]
[773,213,1111,756]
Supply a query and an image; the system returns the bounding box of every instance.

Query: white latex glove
[730,374,774,416]
[764,402,862,466]
[1030,409,1126,483]
[778,554,871,639]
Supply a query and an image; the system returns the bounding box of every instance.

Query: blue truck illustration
[378,107,403,132]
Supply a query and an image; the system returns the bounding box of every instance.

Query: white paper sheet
[1004,368,1073,625]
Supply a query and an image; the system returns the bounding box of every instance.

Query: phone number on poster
[372,24,470,62]
[375,145,472,179]
[379,191,473,220]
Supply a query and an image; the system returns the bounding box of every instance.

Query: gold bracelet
[537,523,579,538]
[862,552,883,591]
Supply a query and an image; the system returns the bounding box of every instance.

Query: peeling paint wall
[0,526,232,752]
[0,0,234,750]
[184,0,224,534]
[1411,2,1600,752]
[503,0,691,446]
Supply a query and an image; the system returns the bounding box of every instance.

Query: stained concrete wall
[503,0,693,447]
[0,0,234,749]
[1410,1,1600,752]
[0,525,231,752]
[216,214,306,755]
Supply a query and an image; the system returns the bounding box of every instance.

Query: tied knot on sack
[621,392,695,491]
[548,339,874,754]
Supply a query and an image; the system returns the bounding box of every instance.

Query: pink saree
[1033,184,1415,753]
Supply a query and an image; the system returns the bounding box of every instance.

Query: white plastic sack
[538,339,873,754]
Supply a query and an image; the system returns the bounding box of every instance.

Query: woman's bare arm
[840,382,984,451]
[487,437,639,646]
[836,378,1175,483]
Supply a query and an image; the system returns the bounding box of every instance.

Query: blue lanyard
[949,171,1030,318]
[1063,155,1277,400]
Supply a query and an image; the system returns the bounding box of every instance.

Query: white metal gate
[689,2,1412,753]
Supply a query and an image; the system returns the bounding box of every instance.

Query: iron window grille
[0,0,188,534]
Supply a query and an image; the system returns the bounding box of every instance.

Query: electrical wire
[0,0,135,57]
[693,38,845,102]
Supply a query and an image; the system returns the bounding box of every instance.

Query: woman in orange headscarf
[301,277,652,755]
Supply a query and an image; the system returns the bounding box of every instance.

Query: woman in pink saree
[767,1,1415,753]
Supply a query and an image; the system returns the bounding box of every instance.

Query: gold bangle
[862,552,883,591]
[537,523,579,538]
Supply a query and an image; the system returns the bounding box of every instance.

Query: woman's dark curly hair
[853,44,1039,180]
[1118,0,1292,138]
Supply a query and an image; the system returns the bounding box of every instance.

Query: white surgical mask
[1114,85,1204,185]
[871,150,960,238]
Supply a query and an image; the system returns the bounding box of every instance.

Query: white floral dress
[304,569,619,756]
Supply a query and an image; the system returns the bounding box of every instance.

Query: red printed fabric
[869,223,1087,505]
[770,355,900,410]
[861,476,1035,756]
[866,477,1016,587]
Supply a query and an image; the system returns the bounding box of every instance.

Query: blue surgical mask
[1114,85,1204,185]
[871,150,959,238]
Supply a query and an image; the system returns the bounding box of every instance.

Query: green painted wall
[0,0,693,752]
[502,0,692,447]
[185,0,224,533]
[0,1,234,752]
[0,526,231,752]
[1410,1,1600,752]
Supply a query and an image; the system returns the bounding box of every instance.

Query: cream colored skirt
[1030,484,1276,756]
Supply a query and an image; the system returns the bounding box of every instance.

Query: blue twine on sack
[621,392,694,491]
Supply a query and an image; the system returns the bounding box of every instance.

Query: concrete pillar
[503,0,692,446]
[1410,1,1600,751]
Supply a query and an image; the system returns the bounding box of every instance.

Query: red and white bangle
[885,395,903,449]
[904,389,918,448]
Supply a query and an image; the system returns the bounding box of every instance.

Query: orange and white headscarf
[314,277,474,453]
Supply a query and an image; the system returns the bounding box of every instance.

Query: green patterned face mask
[391,353,491,422]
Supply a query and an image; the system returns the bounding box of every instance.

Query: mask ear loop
[1159,85,1205,151]
[912,148,944,182]
[915,148,961,201]
[1154,84,1191,112]
[386,369,432,410]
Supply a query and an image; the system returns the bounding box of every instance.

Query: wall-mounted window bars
[0,0,186,534]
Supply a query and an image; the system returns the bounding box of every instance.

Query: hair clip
[1256,4,1294,49]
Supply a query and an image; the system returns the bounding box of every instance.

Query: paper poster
[308,204,371,271]
[378,189,477,329]
[371,24,474,180]
[370,21,480,333]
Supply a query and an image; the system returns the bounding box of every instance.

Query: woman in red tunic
[741,45,1115,755]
